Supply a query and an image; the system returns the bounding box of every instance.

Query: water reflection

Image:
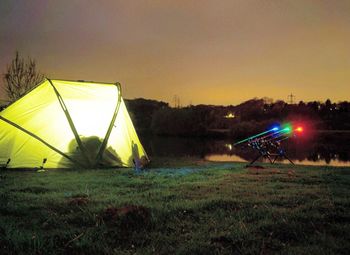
[204,155,350,167]
[141,133,350,167]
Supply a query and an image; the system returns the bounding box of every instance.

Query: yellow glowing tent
[0,79,147,169]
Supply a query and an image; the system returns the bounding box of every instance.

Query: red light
[295,126,303,133]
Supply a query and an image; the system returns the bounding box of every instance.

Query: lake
[140,132,350,167]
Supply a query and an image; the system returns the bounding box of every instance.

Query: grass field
[0,157,349,254]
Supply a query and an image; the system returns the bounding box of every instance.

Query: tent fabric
[0,79,147,168]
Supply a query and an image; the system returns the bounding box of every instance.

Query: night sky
[1,0,349,105]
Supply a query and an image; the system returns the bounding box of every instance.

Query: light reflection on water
[141,133,350,167]
[205,154,350,167]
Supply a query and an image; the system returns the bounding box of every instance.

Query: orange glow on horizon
[0,1,349,105]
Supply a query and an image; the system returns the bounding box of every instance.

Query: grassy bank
[0,157,349,254]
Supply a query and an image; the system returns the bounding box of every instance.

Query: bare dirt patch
[102,205,151,230]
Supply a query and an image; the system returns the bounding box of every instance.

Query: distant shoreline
[317,130,350,133]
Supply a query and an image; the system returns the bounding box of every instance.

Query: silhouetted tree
[125,98,168,132]
[3,51,44,102]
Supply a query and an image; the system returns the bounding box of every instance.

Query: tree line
[125,98,350,138]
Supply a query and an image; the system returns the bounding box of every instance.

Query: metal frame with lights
[234,124,304,166]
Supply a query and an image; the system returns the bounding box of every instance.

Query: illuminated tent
[0,79,147,169]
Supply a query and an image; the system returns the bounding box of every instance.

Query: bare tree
[3,51,44,102]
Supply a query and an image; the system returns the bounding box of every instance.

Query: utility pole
[173,95,181,108]
[287,93,295,104]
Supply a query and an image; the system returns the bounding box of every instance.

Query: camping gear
[234,124,303,166]
[0,79,147,169]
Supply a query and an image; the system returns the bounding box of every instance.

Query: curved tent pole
[94,82,122,166]
[47,78,91,167]
[0,116,84,168]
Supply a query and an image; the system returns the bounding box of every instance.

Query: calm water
[140,132,350,167]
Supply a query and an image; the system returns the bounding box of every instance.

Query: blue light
[271,127,279,131]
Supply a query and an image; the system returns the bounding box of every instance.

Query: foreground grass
[0,157,349,254]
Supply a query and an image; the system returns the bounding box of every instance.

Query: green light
[234,123,296,146]
[280,123,292,134]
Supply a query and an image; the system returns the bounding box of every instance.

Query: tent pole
[94,82,122,166]
[0,116,84,168]
[47,79,91,167]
